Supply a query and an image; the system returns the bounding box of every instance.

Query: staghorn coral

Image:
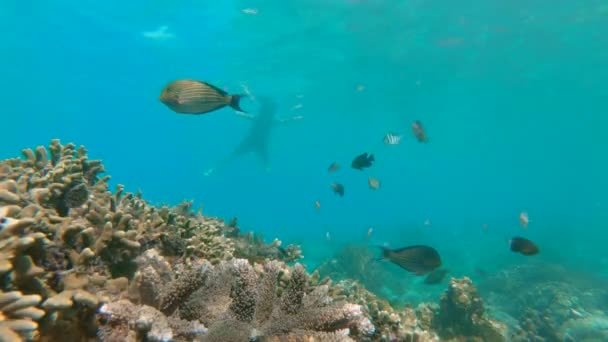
[0,290,44,341]
[433,277,507,341]
[0,140,236,340]
[231,229,303,264]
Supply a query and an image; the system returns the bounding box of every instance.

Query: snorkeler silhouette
[203,96,302,176]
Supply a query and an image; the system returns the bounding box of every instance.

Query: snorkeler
[203,96,303,176]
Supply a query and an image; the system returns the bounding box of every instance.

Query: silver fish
[383,132,402,145]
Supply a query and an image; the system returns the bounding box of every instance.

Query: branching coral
[231,229,303,264]
[0,140,237,340]
[0,290,44,341]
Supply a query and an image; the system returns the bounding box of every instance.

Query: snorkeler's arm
[276,116,304,124]
[235,112,256,119]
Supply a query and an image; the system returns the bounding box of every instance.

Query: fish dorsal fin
[200,81,228,96]
[391,245,424,253]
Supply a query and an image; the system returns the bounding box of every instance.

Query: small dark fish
[351,152,375,170]
[277,246,288,258]
[509,236,539,256]
[159,79,246,114]
[474,267,488,277]
[328,162,340,173]
[331,183,344,197]
[378,245,442,275]
[423,268,449,285]
[411,120,428,142]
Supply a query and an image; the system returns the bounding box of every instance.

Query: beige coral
[0,290,44,341]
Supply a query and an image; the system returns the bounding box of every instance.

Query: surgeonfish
[160,79,246,114]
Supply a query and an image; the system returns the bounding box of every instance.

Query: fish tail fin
[374,245,389,261]
[229,94,247,113]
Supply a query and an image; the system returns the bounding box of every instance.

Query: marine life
[519,211,529,228]
[377,245,442,275]
[366,227,374,240]
[331,183,344,196]
[424,219,432,228]
[159,79,246,115]
[474,267,489,277]
[328,162,340,173]
[326,231,332,241]
[383,132,402,145]
[424,268,449,285]
[411,120,428,142]
[242,8,259,15]
[368,176,380,190]
[351,152,375,170]
[315,201,321,210]
[142,25,175,40]
[509,236,539,256]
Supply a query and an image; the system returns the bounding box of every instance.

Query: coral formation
[479,263,608,341]
[0,140,308,341]
[100,254,373,341]
[328,279,439,341]
[0,140,523,342]
[433,277,507,341]
[0,290,44,341]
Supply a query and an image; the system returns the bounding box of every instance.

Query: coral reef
[0,290,44,341]
[433,277,507,341]
[100,253,373,341]
[0,140,523,342]
[315,244,406,299]
[0,140,307,341]
[479,263,608,341]
[328,279,439,341]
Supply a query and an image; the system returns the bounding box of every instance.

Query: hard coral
[101,252,373,341]
[182,259,374,341]
[0,140,237,340]
[434,277,507,341]
[0,290,44,341]
[328,279,438,341]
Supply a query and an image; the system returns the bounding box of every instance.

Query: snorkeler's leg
[203,154,236,176]
[204,139,253,176]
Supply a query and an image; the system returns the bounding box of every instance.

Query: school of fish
[158,78,541,284]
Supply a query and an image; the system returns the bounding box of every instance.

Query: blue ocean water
[2,0,607,306]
